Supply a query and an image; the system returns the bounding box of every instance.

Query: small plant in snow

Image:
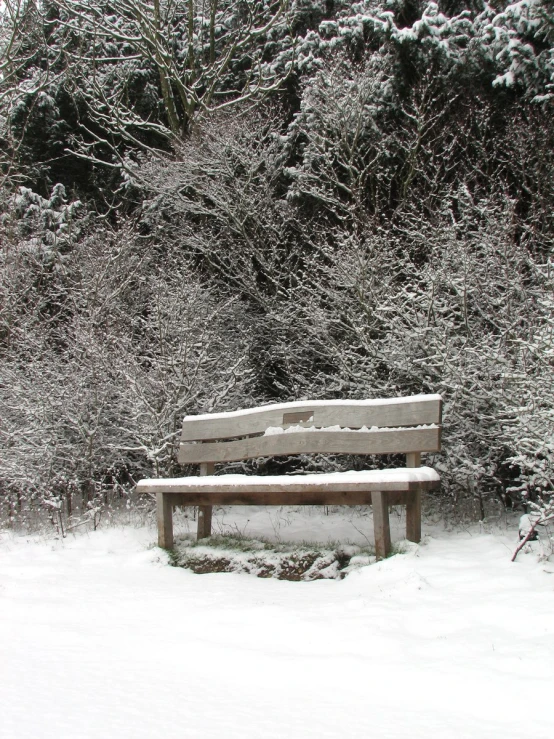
[512,496,554,562]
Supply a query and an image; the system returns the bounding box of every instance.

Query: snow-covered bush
[513,496,554,560]
[123,92,554,516]
[313,0,554,101]
[11,183,84,245]
[2,1,554,527]
[0,200,254,528]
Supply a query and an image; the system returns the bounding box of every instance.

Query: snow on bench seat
[137,467,440,494]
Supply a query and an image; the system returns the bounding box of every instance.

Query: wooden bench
[136,394,442,559]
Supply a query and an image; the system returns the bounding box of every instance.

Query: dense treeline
[1,0,553,527]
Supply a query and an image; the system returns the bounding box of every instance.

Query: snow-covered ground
[1,509,554,739]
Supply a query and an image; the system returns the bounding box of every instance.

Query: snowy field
[1,508,554,739]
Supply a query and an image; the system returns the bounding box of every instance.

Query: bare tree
[49,0,294,157]
[0,1,61,185]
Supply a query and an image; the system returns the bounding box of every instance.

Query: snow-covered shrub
[314,0,554,101]
[0,208,253,528]
[3,0,554,527]
[124,92,554,515]
[284,54,396,220]
[513,496,554,560]
[130,110,317,398]
[11,183,84,247]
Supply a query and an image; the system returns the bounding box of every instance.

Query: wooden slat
[178,427,441,464]
[146,490,411,507]
[138,474,439,496]
[180,395,442,441]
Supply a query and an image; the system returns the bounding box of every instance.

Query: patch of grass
[186,533,274,552]
[391,539,423,556]
[171,533,376,580]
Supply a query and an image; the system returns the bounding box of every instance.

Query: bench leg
[197,505,213,539]
[405,453,422,544]
[406,489,422,543]
[372,491,391,560]
[197,462,215,540]
[157,493,174,549]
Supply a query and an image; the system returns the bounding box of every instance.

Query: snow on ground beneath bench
[1,512,554,739]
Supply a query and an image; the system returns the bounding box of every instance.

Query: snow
[1,516,554,739]
[138,467,441,489]
[263,423,439,435]
[184,394,442,422]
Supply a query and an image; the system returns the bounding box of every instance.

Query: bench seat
[138,468,440,555]
[137,467,439,498]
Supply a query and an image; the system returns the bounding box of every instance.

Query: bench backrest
[178,395,442,465]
